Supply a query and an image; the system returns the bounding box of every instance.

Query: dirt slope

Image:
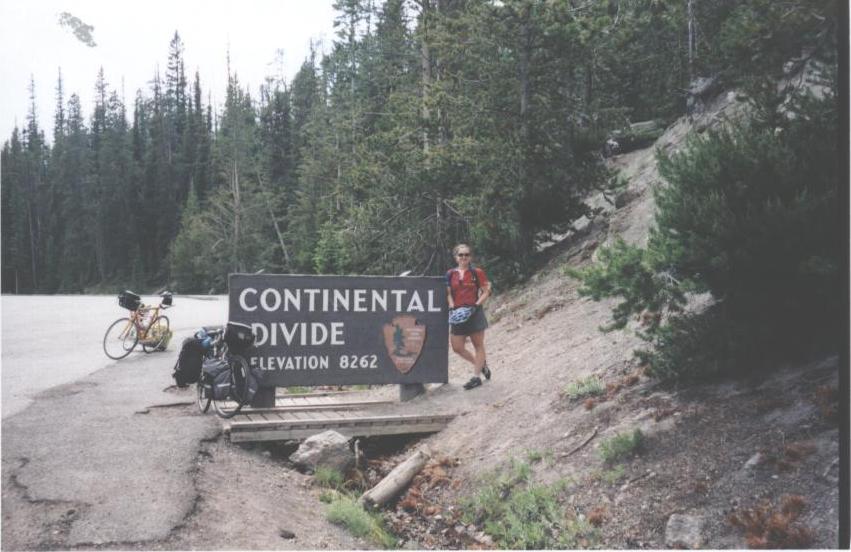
[358,74,841,549]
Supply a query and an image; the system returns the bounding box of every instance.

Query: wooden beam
[243,400,395,414]
[229,422,452,443]
[229,413,454,429]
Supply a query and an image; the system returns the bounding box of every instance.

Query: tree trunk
[687,0,696,81]
[255,172,292,269]
[518,18,531,143]
[26,200,38,290]
[420,0,431,158]
[231,160,242,272]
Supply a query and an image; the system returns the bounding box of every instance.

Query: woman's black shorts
[450,306,489,336]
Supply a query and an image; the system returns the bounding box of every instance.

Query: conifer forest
[1,0,840,295]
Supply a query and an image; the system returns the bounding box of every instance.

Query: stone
[279,529,296,539]
[665,514,703,549]
[687,76,718,98]
[744,452,765,470]
[615,187,640,208]
[630,120,661,134]
[289,430,354,472]
[571,215,592,236]
[475,532,494,545]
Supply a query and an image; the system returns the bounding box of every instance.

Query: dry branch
[561,426,599,458]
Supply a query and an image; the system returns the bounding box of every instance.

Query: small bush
[564,376,605,400]
[319,489,340,503]
[599,464,626,485]
[813,385,839,422]
[526,450,543,463]
[784,442,816,463]
[728,495,813,548]
[326,496,398,548]
[462,461,596,548]
[587,506,608,527]
[314,466,345,489]
[599,429,643,463]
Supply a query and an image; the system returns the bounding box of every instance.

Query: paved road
[2,294,227,418]
[1,295,229,546]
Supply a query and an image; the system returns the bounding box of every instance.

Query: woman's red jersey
[446,267,489,307]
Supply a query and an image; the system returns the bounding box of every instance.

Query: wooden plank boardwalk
[224,391,455,443]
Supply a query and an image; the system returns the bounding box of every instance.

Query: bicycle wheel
[142,315,170,353]
[212,354,249,419]
[103,318,138,360]
[196,380,211,413]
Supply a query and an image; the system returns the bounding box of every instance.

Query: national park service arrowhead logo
[382,316,426,374]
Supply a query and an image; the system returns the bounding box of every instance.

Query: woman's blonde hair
[452,243,473,256]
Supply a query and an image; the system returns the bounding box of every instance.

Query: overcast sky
[0,0,337,143]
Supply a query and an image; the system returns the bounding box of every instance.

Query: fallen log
[359,448,430,509]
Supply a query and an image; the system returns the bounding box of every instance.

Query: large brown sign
[228,274,449,386]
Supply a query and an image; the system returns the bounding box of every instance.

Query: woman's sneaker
[463,376,482,390]
[482,363,491,380]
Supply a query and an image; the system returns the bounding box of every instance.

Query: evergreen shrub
[572,79,840,381]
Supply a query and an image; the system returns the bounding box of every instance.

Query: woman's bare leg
[469,331,486,377]
[451,334,476,366]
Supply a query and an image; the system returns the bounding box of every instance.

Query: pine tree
[1,129,26,292]
[22,76,49,291]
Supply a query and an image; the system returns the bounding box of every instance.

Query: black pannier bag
[224,322,255,355]
[243,363,262,404]
[160,291,173,306]
[201,358,232,400]
[172,338,206,387]
[199,356,263,404]
[118,290,141,311]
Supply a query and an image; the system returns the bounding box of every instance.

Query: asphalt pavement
[1,295,229,546]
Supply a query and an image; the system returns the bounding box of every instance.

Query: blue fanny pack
[448,306,476,325]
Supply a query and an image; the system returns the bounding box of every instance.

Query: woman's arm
[476,282,491,306]
[447,286,455,309]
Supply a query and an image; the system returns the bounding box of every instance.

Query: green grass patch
[461,460,596,548]
[525,449,556,466]
[564,376,605,400]
[326,496,397,548]
[319,489,341,503]
[598,464,626,485]
[314,466,345,489]
[284,386,311,394]
[526,449,543,463]
[599,429,643,463]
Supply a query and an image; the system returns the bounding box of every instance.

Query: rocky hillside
[359,65,841,549]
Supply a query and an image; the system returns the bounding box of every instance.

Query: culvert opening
[357,433,429,459]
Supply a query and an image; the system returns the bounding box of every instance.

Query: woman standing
[446,244,492,390]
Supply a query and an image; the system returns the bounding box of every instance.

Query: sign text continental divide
[228,274,449,386]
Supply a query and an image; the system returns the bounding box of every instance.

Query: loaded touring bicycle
[195,321,258,418]
[103,291,173,360]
